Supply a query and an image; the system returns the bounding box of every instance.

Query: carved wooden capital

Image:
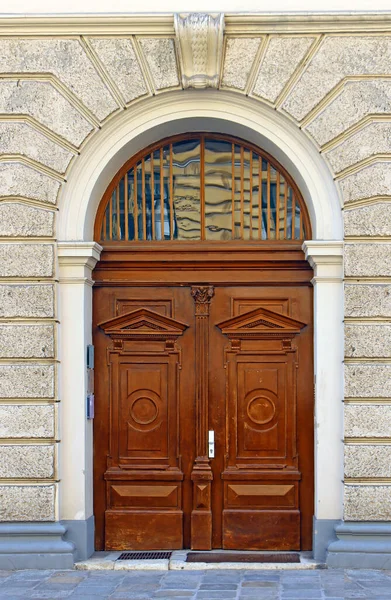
[191,285,214,316]
[174,13,224,89]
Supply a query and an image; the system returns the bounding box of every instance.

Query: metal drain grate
[117,551,172,560]
[186,552,300,563]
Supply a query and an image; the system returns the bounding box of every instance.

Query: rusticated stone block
[0,244,54,278]
[345,404,391,438]
[0,80,93,147]
[0,284,54,318]
[339,163,391,205]
[345,244,391,277]
[0,404,54,438]
[0,324,54,359]
[0,445,54,479]
[0,162,60,204]
[345,485,391,521]
[0,485,55,521]
[89,37,148,103]
[344,203,391,237]
[345,284,391,318]
[138,38,179,90]
[0,364,55,398]
[0,203,54,237]
[326,121,391,173]
[306,80,391,146]
[283,36,391,121]
[0,39,117,121]
[345,324,391,358]
[345,363,391,398]
[222,37,262,91]
[253,36,314,102]
[0,122,72,174]
[345,445,391,478]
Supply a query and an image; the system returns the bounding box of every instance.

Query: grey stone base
[313,517,340,562]
[327,522,391,569]
[0,522,75,570]
[62,515,94,561]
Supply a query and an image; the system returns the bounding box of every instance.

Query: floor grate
[186,552,300,563]
[117,551,172,560]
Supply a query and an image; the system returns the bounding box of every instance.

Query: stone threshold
[75,550,325,571]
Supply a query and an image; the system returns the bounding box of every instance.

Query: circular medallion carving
[247,396,275,425]
[129,390,160,426]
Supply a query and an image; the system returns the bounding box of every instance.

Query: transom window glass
[97,134,309,242]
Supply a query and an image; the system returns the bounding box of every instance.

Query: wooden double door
[93,251,314,552]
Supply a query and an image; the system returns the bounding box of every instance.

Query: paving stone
[199,583,238,589]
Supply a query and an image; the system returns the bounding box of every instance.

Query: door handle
[208,430,215,458]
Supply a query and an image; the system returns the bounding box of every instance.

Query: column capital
[58,241,103,285]
[302,240,343,283]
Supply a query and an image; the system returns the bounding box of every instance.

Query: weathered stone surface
[283,36,391,121]
[0,485,55,521]
[340,162,391,205]
[0,39,118,120]
[253,36,314,103]
[345,243,391,277]
[0,203,54,237]
[345,284,391,318]
[326,121,391,173]
[345,324,391,358]
[344,203,391,237]
[0,244,54,278]
[306,80,391,146]
[0,364,54,398]
[345,363,391,398]
[139,38,179,90]
[0,80,93,147]
[0,404,54,438]
[345,445,391,478]
[0,445,54,478]
[0,162,60,204]
[0,122,72,174]
[89,37,148,103]
[345,404,391,438]
[345,485,391,520]
[0,284,54,318]
[222,37,262,91]
[0,324,54,358]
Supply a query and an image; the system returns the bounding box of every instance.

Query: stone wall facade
[0,13,391,567]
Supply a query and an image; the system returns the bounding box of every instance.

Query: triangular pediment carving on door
[216,307,306,340]
[98,308,188,341]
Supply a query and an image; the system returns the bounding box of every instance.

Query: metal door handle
[208,430,215,458]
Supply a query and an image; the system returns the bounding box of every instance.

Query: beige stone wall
[0,19,390,523]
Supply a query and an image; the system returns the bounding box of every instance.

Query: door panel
[93,277,313,552]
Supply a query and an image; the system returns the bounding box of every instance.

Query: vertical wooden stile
[259,156,262,240]
[151,153,155,241]
[200,136,205,241]
[102,213,106,241]
[267,162,271,240]
[134,166,139,241]
[124,173,129,241]
[284,181,288,240]
[231,143,235,240]
[109,191,113,239]
[142,158,146,240]
[276,171,280,240]
[300,209,303,240]
[249,151,253,239]
[160,148,164,241]
[240,145,244,238]
[292,193,296,240]
[169,143,174,240]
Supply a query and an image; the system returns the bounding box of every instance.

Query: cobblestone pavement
[0,568,391,599]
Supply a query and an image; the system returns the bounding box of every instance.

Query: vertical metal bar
[124,172,129,241]
[249,151,253,240]
[151,153,155,241]
[284,181,288,240]
[231,143,235,240]
[109,191,113,240]
[169,143,174,240]
[116,184,121,240]
[258,156,262,240]
[200,136,205,241]
[134,165,138,241]
[142,158,146,240]
[292,193,296,240]
[276,170,280,241]
[267,161,271,240]
[240,145,244,238]
[160,147,164,241]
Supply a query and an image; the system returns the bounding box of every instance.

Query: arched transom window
[95,134,310,242]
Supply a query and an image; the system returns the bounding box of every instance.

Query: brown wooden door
[93,254,313,552]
